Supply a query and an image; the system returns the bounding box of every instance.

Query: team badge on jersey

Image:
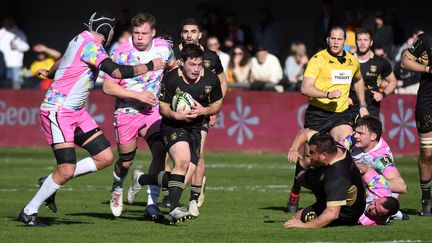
[205,86,212,94]
[204,60,211,68]
[370,65,377,73]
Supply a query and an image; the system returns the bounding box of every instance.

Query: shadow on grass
[12,215,90,226]
[400,207,421,216]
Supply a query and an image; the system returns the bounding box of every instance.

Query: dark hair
[131,13,156,30]
[382,196,399,217]
[228,45,251,67]
[180,44,204,61]
[308,133,337,154]
[355,27,374,42]
[354,115,383,141]
[327,25,346,39]
[181,18,202,31]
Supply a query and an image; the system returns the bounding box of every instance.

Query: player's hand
[359,106,369,117]
[328,89,341,99]
[36,69,50,79]
[371,90,384,102]
[151,58,165,71]
[209,115,217,126]
[136,90,156,106]
[283,217,306,228]
[287,149,301,164]
[176,108,197,122]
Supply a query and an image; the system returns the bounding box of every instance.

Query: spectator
[0,51,6,82]
[227,45,252,89]
[372,11,394,60]
[253,6,285,60]
[24,44,61,90]
[283,41,308,91]
[250,46,283,92]
[0,16,29,89]
[206,35,230,73]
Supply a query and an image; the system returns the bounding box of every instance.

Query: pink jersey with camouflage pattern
[41,31,110,111]
[106,37,177,114]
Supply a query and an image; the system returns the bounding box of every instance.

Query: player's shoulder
[345,51,360,65]
[153,37,172,49]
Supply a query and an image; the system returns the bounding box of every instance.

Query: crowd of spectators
[0,3,425,94]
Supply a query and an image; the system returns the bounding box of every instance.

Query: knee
[420,149,432,162]
[176,159,190,171]
[96,149,114,169]
[56,167,75,182]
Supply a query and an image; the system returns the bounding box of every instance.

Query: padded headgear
[86,12,116,46]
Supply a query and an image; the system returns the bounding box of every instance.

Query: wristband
[360,104,368,108]
[380,91,387,98]
[145,61,154,71]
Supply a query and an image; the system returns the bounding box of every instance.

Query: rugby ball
[172,91,194,112]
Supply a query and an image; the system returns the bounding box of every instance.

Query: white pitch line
[1,184,291,193]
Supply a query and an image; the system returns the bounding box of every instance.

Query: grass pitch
[0,147,430,242]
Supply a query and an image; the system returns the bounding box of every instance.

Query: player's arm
[352,74,369,116]
[36,59,61,79]
[382,168,407,194]
[381,72,397,97]
[99,57,164,79]
[193,99,222,116]
[401,51,431,73]
[218,73,228,97]
[287,129,317,164]
[284,206,341,228]
[102,79,156,106]
[401,34,431,73]
[159,101,195,121]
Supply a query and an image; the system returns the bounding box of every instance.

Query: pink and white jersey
[351,137,397,176]
[107,37,177,114]
[363,168,392,204]
[41,31,109,111]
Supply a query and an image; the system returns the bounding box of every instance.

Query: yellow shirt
[29,58,56,77]
[304,49,361,112]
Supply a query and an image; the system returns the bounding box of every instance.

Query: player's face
[356,33,372,55]
[132,23,155,51]
[256,50,267,64]
[327,29,346,55]
[354,125,373,149]
[183,57,203,80]
[181,25,202,45]
[365,198,389,221]
[309,145,325,168]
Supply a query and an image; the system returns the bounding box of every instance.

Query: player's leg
[20,108,78,226]
[110,140,137,217]
[287,143,308,213]
[418,132,432,216]
[193,129,207,208]
[20,143,76,226]
[141,122,166,220]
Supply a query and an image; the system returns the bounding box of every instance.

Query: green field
[0,147,430,242]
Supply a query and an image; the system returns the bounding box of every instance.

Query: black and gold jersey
[173,43,224,76]
[304,147,366,221]
[159,67,222,129]
[405,32,432,116]
[349,54,392,109]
